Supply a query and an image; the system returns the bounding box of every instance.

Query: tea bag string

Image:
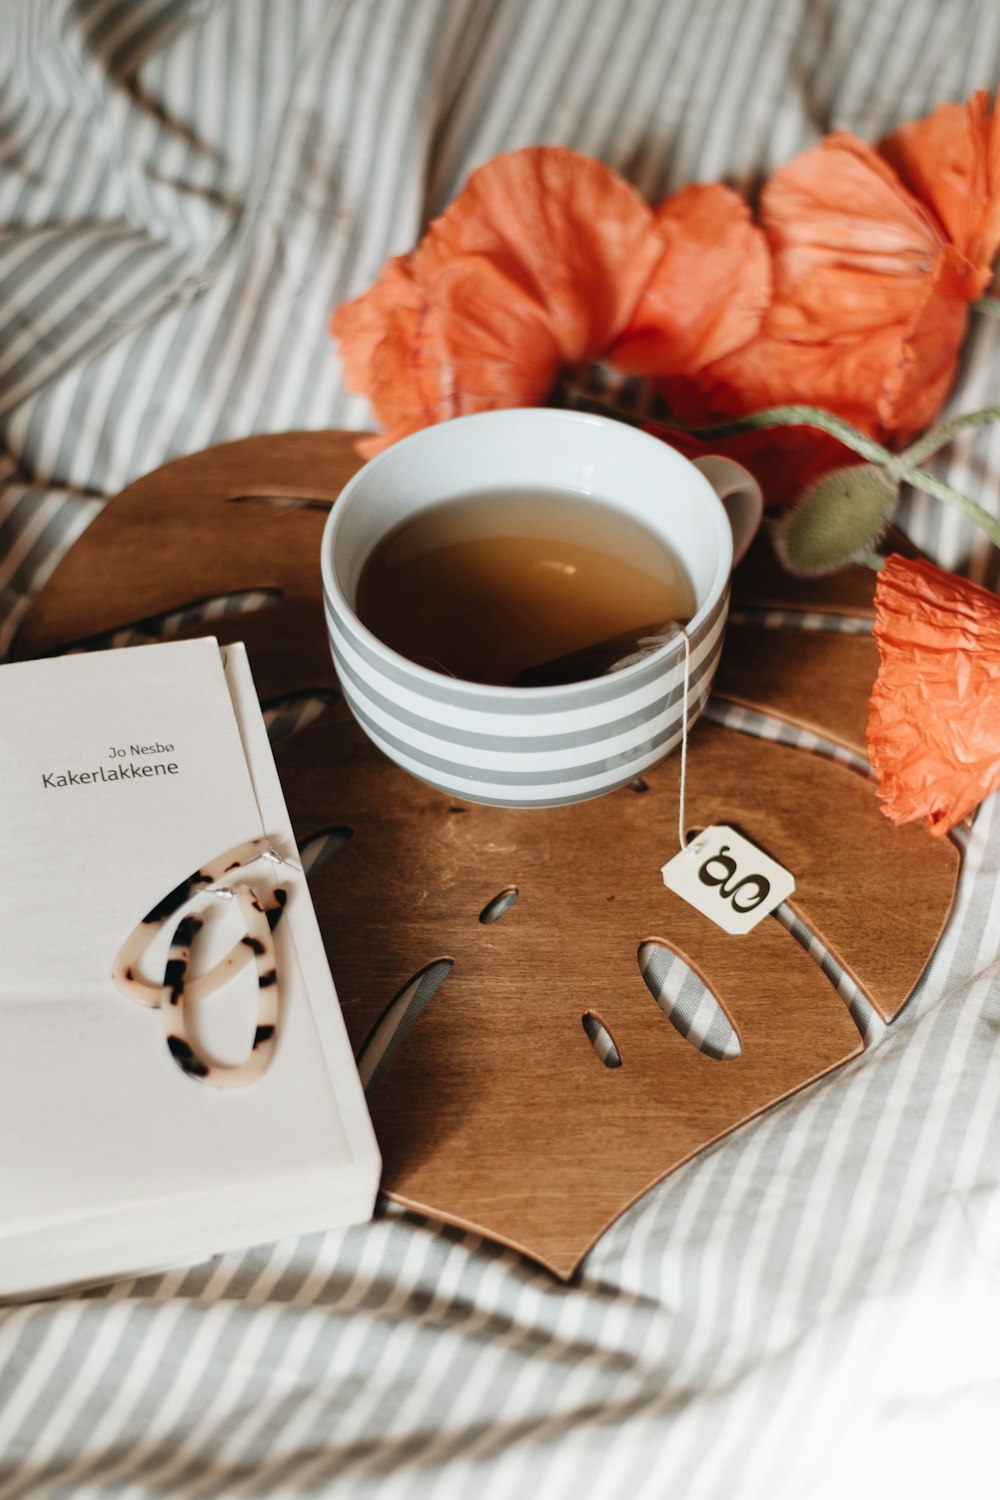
[677,626,691,854]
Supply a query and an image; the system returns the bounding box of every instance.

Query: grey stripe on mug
[324,585,728,715]
[330,624,723,756]
[343,680,714,788]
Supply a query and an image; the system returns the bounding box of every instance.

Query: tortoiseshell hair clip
[111,838,292,1089]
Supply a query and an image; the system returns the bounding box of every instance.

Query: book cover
[0,638,380,1298]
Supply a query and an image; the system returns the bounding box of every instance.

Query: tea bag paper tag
[660,825,795,936]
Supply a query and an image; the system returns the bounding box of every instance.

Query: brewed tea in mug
[355,486,696,688]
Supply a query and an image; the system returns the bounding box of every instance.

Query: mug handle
[693,456,763,566]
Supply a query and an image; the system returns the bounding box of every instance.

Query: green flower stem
[665,404,899,469]
[900,405,1000,466]
[853,551,886,572]
[896,462,1000,550]
[973,295,1000,317]
[562,391,898,469]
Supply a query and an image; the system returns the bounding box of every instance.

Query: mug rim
[320,407,733,701]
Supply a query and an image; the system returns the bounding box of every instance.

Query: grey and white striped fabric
[3,3,1000,1496]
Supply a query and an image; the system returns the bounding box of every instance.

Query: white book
[0,638,380,1299]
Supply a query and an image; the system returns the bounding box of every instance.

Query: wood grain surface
[14,431,961,1278]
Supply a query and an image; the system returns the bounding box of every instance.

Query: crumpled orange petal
[676,135,974,437]
[607,183,771,377]
[879,90,1000,288]
[760,135,952,340]
[330,147,663,452]
[867,555,1000,836]
[331,253,439,457]
[417,147,661,361]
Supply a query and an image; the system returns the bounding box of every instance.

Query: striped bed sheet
[2,3,1000,1496]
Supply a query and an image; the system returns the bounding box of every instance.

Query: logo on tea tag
[661,825,795,936]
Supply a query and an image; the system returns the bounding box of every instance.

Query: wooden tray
[14,432,961,1279]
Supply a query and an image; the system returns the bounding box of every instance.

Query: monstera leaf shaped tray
[15,432,960,1279]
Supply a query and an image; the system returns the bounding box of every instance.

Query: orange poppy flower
[331,148,664,455]
[658,93,1000,504]
[867,555,1000,836]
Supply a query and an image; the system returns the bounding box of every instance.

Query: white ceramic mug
[320,408,761,808]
